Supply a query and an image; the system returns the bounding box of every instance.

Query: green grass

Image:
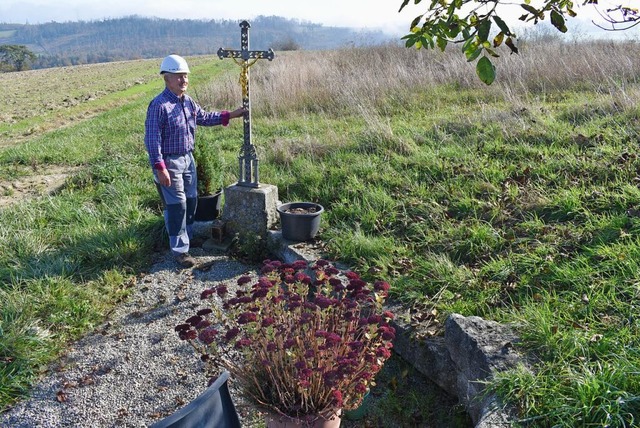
[2,43,640,426]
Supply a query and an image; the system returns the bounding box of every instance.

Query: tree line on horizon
[0,15,391,71]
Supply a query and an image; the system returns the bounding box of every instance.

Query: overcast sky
[1,0,638,39]
[1,0,416,35]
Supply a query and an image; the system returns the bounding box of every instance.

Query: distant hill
[0,15,395,69]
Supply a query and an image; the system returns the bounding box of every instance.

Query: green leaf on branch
[493,32,504,47]
[436,36,448,51]
[465,45,482,62]
[410,15,423,29]
[476,56,496,85]
[551,10,568,32]
[477,19,491,42]
[447,22,460,38]
[492,15,512,36]
[521,3,540,16]
[404,36,417,48]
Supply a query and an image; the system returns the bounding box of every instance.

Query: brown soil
[0,166,81,208]
[285,207,319,214]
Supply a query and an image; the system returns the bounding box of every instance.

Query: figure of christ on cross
[218,20,275,188]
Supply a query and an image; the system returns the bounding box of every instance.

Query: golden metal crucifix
[217,20,275,188]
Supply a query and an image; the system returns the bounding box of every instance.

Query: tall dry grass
[201,40,640,117]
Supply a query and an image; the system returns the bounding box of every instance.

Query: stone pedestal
[221,183,279,242]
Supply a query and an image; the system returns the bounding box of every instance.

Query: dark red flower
[344,300,358,309]
[266,342,277,352]
[348,279,367,290]
[234,338,252,349]
[345,271,360,280]
[195,319,211,329]
[315,296,332,309]
[331,389,344,407]
[299,379,311,388]
[290,261,306,271]
[252,288,268,299]
[348,341,364,351]
[300,312,313,324]
[224,327,240,341]
[294,272,311,284]
[329,278,345,292]
[261,317,275,327]
[284,338,296,349]
[288,301,301,310]
[200,288,215,299]
[368,314,382,325]
[197,308,213,316]
[326,333,342,346]
[257,277,272,288]
[216,285,228,297]
[374,280,390,292]
[186,315,203,327]
[325,266,339,275]
[175,323,191,332]
[376,346,392,359]
[379,325,396,340]
[237,312,257,324]
[355,383,368,394]
[198,327,219,345]
[235,276,250,286]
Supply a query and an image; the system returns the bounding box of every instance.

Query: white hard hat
[159,54,190,74]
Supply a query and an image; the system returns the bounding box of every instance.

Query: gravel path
[1,225,266,428]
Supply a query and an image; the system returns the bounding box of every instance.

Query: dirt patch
[0,166,82,207]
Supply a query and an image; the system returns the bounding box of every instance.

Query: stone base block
[221,183,279,241]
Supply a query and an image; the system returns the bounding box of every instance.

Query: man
[144,54,244,268]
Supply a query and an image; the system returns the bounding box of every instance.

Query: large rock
[391,309,523,427]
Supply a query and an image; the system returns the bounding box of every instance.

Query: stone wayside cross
[218,20,274,188]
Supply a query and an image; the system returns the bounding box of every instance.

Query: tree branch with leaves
[399,0,639,84]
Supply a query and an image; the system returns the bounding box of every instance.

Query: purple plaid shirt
[144,87,230,169]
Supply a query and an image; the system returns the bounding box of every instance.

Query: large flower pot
[194,190,222,222]
[266,410,342,428]
[343,391,371,421]
[277,202,324,241]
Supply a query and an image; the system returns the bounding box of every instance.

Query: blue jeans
[154,152,197,255]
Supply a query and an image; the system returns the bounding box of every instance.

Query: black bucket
[277,202,324,241]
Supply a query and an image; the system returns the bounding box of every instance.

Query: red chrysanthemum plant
[175,259,395,423]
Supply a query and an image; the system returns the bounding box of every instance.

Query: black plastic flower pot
[194,191,222,222]
[277,202,324,241]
